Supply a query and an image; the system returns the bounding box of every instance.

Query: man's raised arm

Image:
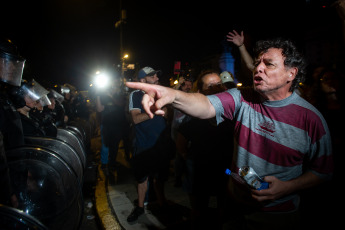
[125,82,216,119]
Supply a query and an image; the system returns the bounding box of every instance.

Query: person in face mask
[175,69,234,230]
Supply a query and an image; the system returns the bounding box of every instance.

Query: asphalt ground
[79,136,103,230]
[93,137,195,230]
[83,117,342,230]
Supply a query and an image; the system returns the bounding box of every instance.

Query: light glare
[95,73,109,88]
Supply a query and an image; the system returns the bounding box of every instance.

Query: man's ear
[288,67,298,81]
[140,78,146,83]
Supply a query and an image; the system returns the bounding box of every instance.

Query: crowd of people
[122,31,338,230]
[1,25,342,229]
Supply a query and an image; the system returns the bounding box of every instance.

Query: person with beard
[127,67,173,223]
[176,70,234,230]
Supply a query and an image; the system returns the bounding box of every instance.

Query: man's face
[48,98,56,110]
[24,95,36,110]
[36,101,43,111]
[64,92,71,100]
[181,81,192,92]
[142,73,159,85]
[253,48,295,99]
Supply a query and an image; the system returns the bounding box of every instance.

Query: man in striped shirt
[125,38,333,229]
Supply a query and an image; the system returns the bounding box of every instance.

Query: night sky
[1,0,340,90]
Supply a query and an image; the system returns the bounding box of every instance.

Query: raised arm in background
[226,30,255,71]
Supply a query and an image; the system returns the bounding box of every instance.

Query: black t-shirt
[100,92,127,127]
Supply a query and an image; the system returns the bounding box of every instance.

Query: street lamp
[121,53,129,77]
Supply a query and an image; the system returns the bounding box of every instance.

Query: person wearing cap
[127,66,173,222]
[220,71,237,89]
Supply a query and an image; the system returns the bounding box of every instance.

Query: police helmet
[0,38,25,86]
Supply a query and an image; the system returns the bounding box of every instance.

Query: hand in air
[226,30,244,47]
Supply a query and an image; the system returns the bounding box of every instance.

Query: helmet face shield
[60,86,70,94]
[0,52,25,87]
[39,94,51,107]
[21,79,49,101]
[49,89,64,103]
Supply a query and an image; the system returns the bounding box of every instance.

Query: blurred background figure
[95,71,130,174]
[170,76,194,187]
[176,70,234,230]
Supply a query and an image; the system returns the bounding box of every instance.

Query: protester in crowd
[125,38,333,229]
[300,65,344,183]
[170,76,193,187]
[176,70,234,230]
[127,66,173,223]
[95,75,130,174]
[72,92,90,121]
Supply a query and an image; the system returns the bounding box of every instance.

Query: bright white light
[94,73,109,88]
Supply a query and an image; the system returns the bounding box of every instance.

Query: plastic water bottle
[225,168,246,185]
[225,166,269,190]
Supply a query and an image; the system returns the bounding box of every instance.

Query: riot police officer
[10,79,49,137]
[0,37,25,206]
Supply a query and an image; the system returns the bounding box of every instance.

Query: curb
[95,164,122,230]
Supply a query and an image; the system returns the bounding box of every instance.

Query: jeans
[100,125,109,164]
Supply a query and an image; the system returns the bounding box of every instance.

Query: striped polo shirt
[207,87,333,211]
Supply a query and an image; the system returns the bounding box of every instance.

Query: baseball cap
[138,67,161,80]
[220,71,234,83]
